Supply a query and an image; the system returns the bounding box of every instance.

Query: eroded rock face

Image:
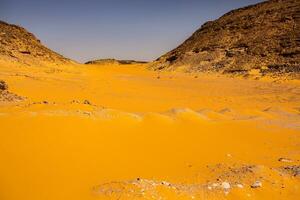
[152,0,300,76]
[0,21,72,65]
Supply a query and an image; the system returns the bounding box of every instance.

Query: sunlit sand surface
[0,62,300,200]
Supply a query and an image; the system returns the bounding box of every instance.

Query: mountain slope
[0,20,73,66]
[152,0,300,76]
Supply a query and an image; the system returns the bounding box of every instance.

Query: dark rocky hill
[0,20,73,66]
[151,0,300,76]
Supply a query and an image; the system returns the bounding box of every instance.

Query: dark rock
[166,55,178,63]
[83,100,91,105]
[157,66,165,70]
[19,50,31,55]
[0,80,8,90]
[193,48,200,53]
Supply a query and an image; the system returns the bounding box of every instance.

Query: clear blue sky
[0,0,263,63]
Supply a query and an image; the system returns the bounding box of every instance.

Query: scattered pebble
[212,183,218,187]
[251,181,262,188]
[221,182,231,190]
[71,100,81,104]
[282,165,300,177]
[161,181,172,186]
[83,100,91,105]
[236,184,244,188]
[278,158,293,163]
[82,111,91,116]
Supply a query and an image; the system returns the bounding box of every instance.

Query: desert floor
[0,62,300,200]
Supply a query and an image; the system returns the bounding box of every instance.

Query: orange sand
[0,62,299,200]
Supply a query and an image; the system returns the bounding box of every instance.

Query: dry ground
[0,61,300,200]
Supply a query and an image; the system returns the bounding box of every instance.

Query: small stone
[83,100,91,105]
[82,111,91,116]
[207,186,212,190]
[221,182,231,190]
[212,183,218,187]
[236,184,244,188]
[251,181,262,188]
[161,181,171,186]
[278,158,293,163]
[0,80,8,90]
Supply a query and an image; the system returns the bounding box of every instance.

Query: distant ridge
[152,0,300,76]
[0,20,74,66]
[85,58,148,65]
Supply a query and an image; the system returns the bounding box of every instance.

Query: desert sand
[0,61,299,200]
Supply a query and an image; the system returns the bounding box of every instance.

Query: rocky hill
[151,0,300,76]
[85,58,148,65]
[0,20,73,66]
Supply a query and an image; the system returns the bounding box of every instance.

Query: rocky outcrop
[0,20,73,65]
[152,0,300,76]
[0,80,24,102]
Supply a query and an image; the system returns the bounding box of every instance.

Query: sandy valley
[0,0,300,199]
[0,61,300,200]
